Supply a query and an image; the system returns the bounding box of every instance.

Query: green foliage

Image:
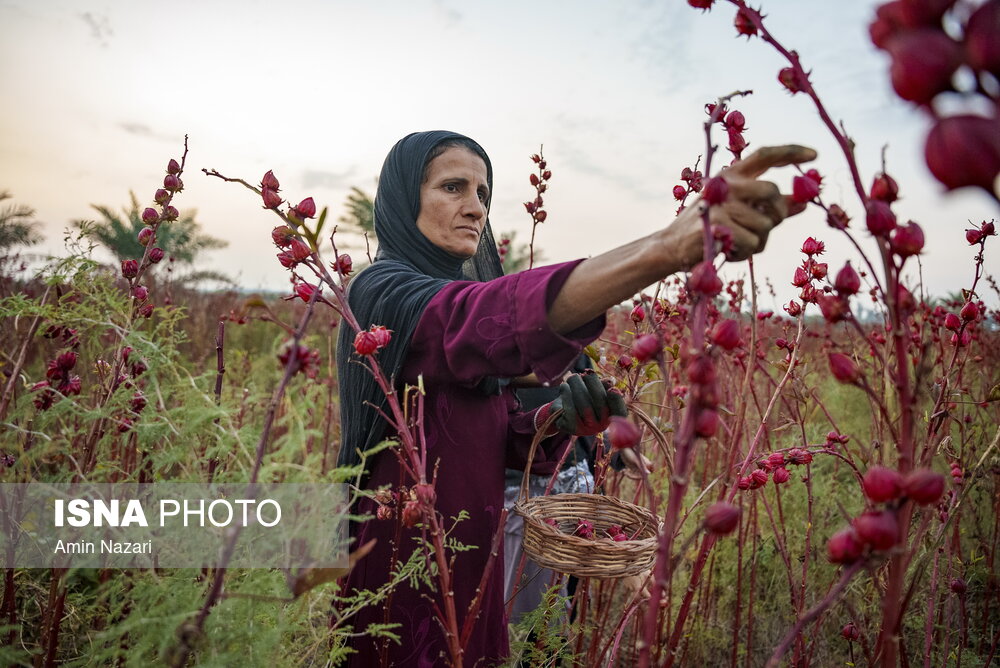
[0,190,42,251]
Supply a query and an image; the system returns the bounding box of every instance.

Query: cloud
[116,122,177,143]
[79,12,112,47]
[302,167,360,190]
[432,0,462,26]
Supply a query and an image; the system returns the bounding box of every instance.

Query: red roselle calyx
[370,325,392,349]
[262,188,282,209]
[148,247,165,263]
[673,185,687,200]
[710,319,741,350]
[705,502,741,535]
[334,253,353,274]
[925,114,1000,192]
[870,172,900,202]
[293,282,318,303]
[778,66,808,94]
[890,221,925,256]
[950,577,968,595]
[154,188,170,205]
[686,355,717,384]
[630,304,646,323]
[835,262,861,296]
[261,170,280,191]
[828,352,860,383]
[862,465,905,503]
[293,197,317,219]
[162,206,178,221]
[800,236,825,256]
[166,158,181,174]
[842,622,861,641]
[702,176,729,205]
[688,0,714,8]
[817,294,850,323]
[121,259,138,279]
[772,467,790,484]
[733,7,758,36]
[694,408,720,437]
[724,110,746,132]
[904,469,945,505]
[689,261,723,297]
[413,483,436,506]
[827,203,851,230]
[163,174,183,192]
[887,29,961,105]
[966,1,1000,76]
[132,285,148,301]
[401,500,422,528]
[271,226,294,247]
[853,510,900,550]
[141,207,159,225]
[960,301,979,321]
[353,331,379,356]
[865,200,897,236]
[631,334,660,362]
[137,227,154,246]
[944,312,961,331]
[607,416,641,450]
[792,175,820,203]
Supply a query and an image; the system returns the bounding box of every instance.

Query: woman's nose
[462,193,486,219]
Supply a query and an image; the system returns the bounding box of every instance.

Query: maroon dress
[344,260,604,667]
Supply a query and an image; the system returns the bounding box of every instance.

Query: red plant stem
[0,285,51,421]
[42,569,66,668]
[764,561,865,668]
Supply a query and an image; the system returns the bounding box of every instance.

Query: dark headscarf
[336,131,505,470]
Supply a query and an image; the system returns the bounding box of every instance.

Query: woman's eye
[477,191,487,202]
[444,183,458,193]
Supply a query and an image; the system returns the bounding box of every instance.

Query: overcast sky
[1,0,996,307]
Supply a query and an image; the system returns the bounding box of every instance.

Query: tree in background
[74,192,232,286]
[0,190,43,252]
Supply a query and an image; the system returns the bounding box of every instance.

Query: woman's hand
[547,144,817,335]
[662,144,818,270]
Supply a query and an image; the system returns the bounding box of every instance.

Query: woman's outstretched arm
[548,145,817,334]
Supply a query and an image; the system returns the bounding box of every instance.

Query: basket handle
[518,409,563,505]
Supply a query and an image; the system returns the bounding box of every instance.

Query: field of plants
[2,0,999,666]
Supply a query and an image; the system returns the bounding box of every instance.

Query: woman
[337,130,815,666]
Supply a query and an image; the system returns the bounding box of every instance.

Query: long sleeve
[401,260,605,387]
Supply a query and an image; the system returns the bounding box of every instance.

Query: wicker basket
[513,492,660,579]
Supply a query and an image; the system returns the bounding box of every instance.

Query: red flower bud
[966,228,984,245]
[353,331,379,356]
[694,408,720,437]
[413,483,436,507]
[792,175,820,203]
[734,7,758,36]
[132,285,148,301]
[887,30,961,104]
[817,294,850,323]
[289,239,312,262]
[542,170,552,180]
[617,354,633,369]
[725,110,746,132]
[138,303,154,319]
[787,448,813,465]
[835,262,861,296]
[149,247,165,263]
[673,185,687,200]
[778,66,808,94]
[784,300,802,317]
[294,197,316,219]
[137,227,154,246]
[631,334,660,362]
[960,301,979,321]
[904,469,945,505]
[828,352,860,383]
[608,416,641,450]
[121,259,139,279]
[687,0,714,8]
[792,266,810,288]
[965,0,1000,76]
[853,510,899,550]
[890,221,925,257]
[950,577,967,595]
[166,158,181,175]
[863,465,904,503]
[827,527,864,563]
[842,622,861,641]
[772,467,790,484]
[686,355,717,384]
[141,207,159,225]
[811,262,828,280]
[262,188,283,209]
[524,201,537,214]
[710,319,741,350]
[800,237,825,256]
[705,502,741,535]
[702,176,729,205]
[154,189,170,205]
[293,282,318,303]
[163,174,183,192]
[535,210,547,222]
[261,170,280,191]
[370,325,392,349]
[689,261,723,297]
[749,469,768,488]
[271,226,294,248]
[870,173,900,203]
[925,115,1000,192]
[944,312,961,331]
[866,201,897,236]
[335,253,353,274]
[529,173,540,186]
[162,205,178,221]
[630,304,646,323]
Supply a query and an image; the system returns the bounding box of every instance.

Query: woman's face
[416,146,490,259]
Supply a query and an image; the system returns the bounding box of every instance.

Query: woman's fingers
[728,145,817,179]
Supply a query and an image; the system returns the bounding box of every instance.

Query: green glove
[533,370,627,436]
